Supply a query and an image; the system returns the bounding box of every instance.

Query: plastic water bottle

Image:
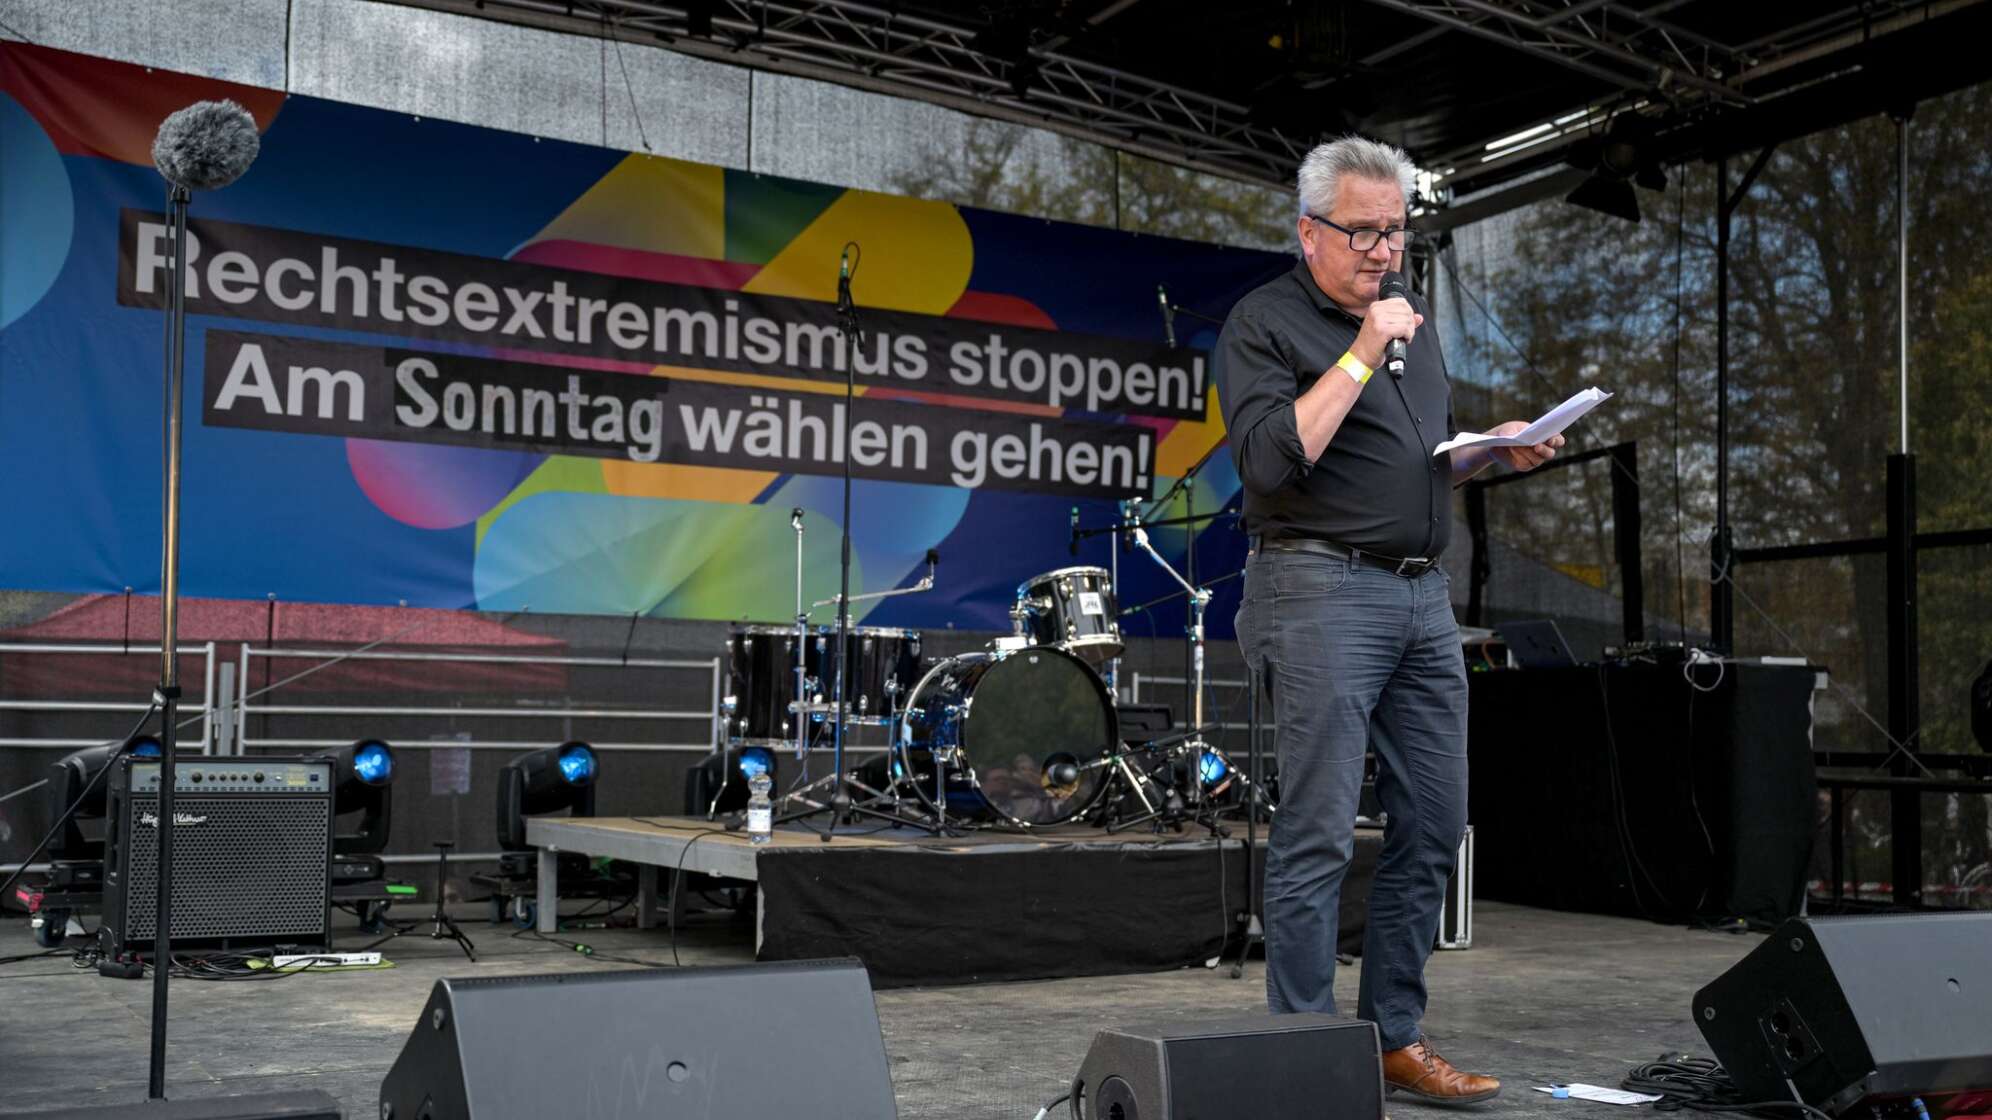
[746,772,773,845]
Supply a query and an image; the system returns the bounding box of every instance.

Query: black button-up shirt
[1214,261,1457,559]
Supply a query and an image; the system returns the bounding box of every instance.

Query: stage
[528,815,1385,986]
[0,899,1764,1118]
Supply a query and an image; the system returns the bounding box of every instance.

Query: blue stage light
[557,741,597,785]
[352,740,394,785]
[1197,748,1230,789]
[127,736,162,759]
[739,746,773,780]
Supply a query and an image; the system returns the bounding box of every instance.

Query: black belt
[1249,536,1440,578]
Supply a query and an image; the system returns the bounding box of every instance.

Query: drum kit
[716,507,1268,836]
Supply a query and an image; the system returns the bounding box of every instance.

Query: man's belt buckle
[1395,556,1433,577]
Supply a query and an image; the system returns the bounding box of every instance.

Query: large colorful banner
[0,43,1284,632]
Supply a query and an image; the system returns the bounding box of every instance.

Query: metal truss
[1388,0,1973,193]
[384,0,1310,187]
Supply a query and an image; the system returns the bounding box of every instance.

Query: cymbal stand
[791,507,809,761]
[1128,516,1219,826]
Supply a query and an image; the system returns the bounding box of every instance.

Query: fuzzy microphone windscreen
[151,99,261,191]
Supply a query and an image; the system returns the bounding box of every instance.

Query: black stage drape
[757,830,1380,987]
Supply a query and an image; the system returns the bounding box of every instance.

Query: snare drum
[897,645,1115,828]
[1016,566,1122,664]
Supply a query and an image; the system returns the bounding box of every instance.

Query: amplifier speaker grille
[119,795,331,942]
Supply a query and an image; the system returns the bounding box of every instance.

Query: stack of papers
[1434,387,1612,457]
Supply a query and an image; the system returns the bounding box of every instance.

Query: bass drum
[896,646,1116,828]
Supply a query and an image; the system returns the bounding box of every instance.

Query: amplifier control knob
[190,772,202,783]
[253,772,264,783]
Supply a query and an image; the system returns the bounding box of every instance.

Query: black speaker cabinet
[1070,1013,1382,1120]
[380,959,897,1119]
[1695,913,1992,1114]
[100,756,334,956]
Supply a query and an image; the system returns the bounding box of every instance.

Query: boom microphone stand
[776,245,942,840]
[143,99,261,1103]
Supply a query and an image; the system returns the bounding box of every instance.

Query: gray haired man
[1214,135,1562,1106]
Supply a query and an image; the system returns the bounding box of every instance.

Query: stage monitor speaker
[1070,1013,1382,1120]
[30,1089,342,1118]
[379,958,897,1120]
[1694,913,1992,1114]
[99,756,334,956]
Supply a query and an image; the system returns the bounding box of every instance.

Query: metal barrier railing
[232,646,723,755]
[0,642,218,751]
[1126,673,1271,733]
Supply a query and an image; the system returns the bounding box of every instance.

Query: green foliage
[888,117,1292,251]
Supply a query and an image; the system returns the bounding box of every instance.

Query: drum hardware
[1127,516,1228,830]
[1084,723,1231,836]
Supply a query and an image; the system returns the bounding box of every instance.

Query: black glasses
[1307,214,1417,252]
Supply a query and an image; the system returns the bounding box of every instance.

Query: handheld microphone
[1157,284,1177,348]
[152,99,261,192]
[1069,506,1080,556]
[1378,271,1410,377]
[926,548,940,568]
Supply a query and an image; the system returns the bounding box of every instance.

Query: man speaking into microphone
[1213,135,1561,1106]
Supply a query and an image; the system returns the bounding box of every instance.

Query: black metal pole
[1885,454,1920,906]
[829,279,857,834]
[1464,481,1488,628]
[1711,157,1734,654]
[1229,660,1265,979]
[1184,487,1196,736]
[148,182,192,1100]
[1609,442,1644,645]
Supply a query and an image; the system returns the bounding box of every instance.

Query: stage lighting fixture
[689,744,778,817]
[1196,747,1233,795]
[1565,113,1667,224]
[322,738,396,856]
[1565,175,1643,223]
[47,734,164,860]
[498,741,600,851]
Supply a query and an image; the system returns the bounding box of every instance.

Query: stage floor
[0,900,1761,1118]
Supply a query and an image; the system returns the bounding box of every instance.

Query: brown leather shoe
[1381,1038,1501,1105]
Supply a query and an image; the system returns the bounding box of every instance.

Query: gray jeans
[1235,546,1468,1051]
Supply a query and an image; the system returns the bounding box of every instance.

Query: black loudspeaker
[1070,1013,1382,1120]
[30,1090,342,1118]
[1694,914,1992,1114]
[380,959,897,1119]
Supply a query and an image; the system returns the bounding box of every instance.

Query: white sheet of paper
[1531,1084,1665,1105]
[1433,387,1613,456]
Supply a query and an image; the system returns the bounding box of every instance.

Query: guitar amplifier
[100,756,335,956]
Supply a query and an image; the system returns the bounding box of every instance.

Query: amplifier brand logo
[138,811,210,827]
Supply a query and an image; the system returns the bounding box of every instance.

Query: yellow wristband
[1336,351,1374,385]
